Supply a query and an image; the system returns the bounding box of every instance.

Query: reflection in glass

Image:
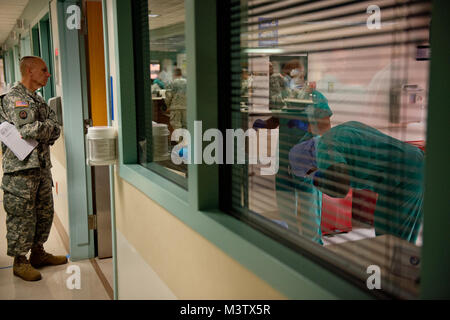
[138,0,187,185]
[229,0,430,298]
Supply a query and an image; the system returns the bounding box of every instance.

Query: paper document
[0,122,38,161]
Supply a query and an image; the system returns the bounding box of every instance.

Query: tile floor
[95,257,114,290]
[0,193,112,300]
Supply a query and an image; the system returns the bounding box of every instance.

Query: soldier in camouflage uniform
[269,62,288,109]
[0,56,67,281]
[165,68,187,130]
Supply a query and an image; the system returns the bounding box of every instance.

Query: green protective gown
[276,90,332,244]
[276,109,309,232]
[291,133,323,245]
[316,121,424,243]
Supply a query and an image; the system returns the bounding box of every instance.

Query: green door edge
[56,0,94,261]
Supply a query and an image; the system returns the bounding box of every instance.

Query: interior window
[225,0,430,299]
[136,0,188,188]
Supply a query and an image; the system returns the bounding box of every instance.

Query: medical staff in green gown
[257,90,331,240]
[287,95,333,244]
[290,133,323,244]
[252,107,309,232]
[291,121,424,243]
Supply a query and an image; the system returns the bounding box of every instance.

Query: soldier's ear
[22,66,32,77]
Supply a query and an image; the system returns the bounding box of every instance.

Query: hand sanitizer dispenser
[86,126,118,166]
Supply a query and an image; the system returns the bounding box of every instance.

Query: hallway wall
[113,173,286,299]
[116,230,177,299]
[49,0,70,239]
[51,137,69,236]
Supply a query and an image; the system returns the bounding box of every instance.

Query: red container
[321,189,353,235]
[405,140,425,152]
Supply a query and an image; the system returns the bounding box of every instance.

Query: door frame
[54,0,95,261]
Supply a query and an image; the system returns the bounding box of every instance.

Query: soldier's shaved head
[19,56,45,76]
[19,56,50,92]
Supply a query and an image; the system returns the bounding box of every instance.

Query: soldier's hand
[47,137,58,145]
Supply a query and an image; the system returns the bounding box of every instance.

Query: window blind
[224,0,431,299]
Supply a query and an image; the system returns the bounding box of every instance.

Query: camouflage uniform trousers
[2,167,54,257]
[169,109,187,130]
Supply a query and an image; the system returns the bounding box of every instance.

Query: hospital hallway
[0,164,113,300]
[0,0,448,301]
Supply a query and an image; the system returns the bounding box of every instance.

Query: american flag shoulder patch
[15,100,29,107]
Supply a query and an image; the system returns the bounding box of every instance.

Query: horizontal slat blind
[227,0,430,299]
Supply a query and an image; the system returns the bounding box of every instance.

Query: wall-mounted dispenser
[86,126,118,166]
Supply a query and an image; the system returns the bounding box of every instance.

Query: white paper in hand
[0,122,38,161]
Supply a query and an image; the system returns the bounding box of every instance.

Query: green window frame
[38,14,55,101]
[31,25,40,57]
[112,0,449,299]
[113,0,188,199]
[6,49,15,84]
[133,0,189,189]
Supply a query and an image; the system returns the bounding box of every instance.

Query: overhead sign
[258,17,278,47]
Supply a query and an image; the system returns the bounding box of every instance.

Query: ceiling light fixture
[148,14,160,18]
[245,48,284,54]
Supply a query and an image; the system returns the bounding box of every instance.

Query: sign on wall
[258,17,278,47]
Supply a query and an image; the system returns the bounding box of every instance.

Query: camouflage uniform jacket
[269,73,287,105]
[0,82,60,173]
[165,78,187,110]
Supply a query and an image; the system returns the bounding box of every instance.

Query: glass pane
[138,0,187,186]
[228,0,430,298]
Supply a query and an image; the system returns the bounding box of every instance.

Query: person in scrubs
[290,121,424,243]
[254,90,332,241]
[287,94,333,244]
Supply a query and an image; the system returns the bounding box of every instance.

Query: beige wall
[308,45,429,137]
[113,172,285,299]
[48,0,70,238]
[0,59,5,90]
[116,230,177,300]
[51,135,69,234]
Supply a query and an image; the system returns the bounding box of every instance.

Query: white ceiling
[148,0,185,52]
[0,0,29,45]
[0,0,185,50]
[148,0,184,30]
